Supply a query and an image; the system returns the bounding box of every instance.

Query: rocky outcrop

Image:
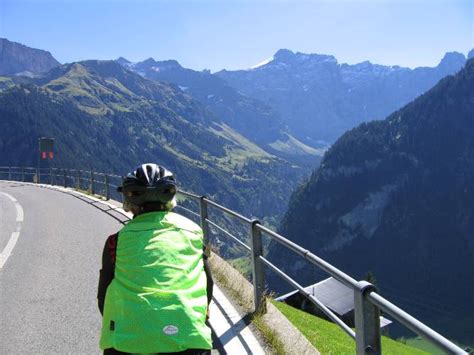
[0,38,60,76]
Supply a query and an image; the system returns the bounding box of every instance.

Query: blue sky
[0,0,472,72]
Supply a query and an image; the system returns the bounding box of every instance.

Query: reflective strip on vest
[99,211,212,353]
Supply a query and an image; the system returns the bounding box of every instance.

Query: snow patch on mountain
[250,57,273,70]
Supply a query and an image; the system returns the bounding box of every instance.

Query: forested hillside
[270,59,474,342]
[0,61,308,219]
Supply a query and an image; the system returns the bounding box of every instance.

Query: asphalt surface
[0,189,17,253]
[0,181,122,354]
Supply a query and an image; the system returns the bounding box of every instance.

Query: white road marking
[0,232,20,269]
[15,204,24,222]
[2,192,16,202]
[0,192,24,269]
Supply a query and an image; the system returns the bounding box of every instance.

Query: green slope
[273,301,428,355]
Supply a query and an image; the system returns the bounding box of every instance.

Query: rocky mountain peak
[130,57,183,73]
[140,57,157,66]
[0,38,60,76]
[437,51,466,71]
[273,48,295,62]
[468,48,474,60]
[116,57,131,65]
[272,49,336,65]
[154,59,182,70]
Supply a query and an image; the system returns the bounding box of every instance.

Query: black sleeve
[98,233,118,315]
[203,252,214,305]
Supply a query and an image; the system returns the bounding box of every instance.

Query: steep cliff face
[0,38,60,76]
[270,59,474,342]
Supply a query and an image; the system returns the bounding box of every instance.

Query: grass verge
[272,301,428,355]
[252,308,287,355]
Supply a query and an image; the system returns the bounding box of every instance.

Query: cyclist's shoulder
[166,211,202,233]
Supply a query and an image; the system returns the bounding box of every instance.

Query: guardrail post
[36,168,40,184]
[89,170,94,195]
[8,167,11,181]
[199,196,211,256]
[21,167,25,182]
[76,170,81,190]
[119,182,124,203]
[354,281,381,355]
[63,169,67,188]
[104,174,110,200]
[250,219,265,312]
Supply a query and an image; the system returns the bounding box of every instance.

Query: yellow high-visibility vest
[100,211,212,353]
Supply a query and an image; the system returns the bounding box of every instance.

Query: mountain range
[270,59,474,343]
[0,59,309,221]
[217,48,473,146]
[115,56,322,165]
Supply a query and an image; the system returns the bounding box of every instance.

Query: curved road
[0,181,122,353]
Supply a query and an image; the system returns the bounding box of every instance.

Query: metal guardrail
[0,166,467,355]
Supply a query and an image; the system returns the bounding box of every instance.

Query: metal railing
[0,166,467,355]
[0,167,124,202]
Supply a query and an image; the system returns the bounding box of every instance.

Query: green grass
[272,301,428,355]
[229,256,252,277]
[269,134,322,156]
[209,123,273,168]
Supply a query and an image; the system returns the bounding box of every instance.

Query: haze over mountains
[115,48,472,152]
[218,48,472,146]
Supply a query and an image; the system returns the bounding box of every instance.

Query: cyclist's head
[118,163,177,215]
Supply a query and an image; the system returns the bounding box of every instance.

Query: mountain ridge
[217,48,472,146]
[0,38,60,76]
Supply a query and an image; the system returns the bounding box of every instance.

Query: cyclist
[97,163,213,354]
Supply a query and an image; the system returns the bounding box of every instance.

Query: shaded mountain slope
[269,59,474,342]
[0,38,60,76]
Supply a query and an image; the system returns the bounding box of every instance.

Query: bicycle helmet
[118,163,177,212]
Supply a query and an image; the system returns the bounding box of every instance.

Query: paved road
[0,181,266,354]
[0,181,122,354]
